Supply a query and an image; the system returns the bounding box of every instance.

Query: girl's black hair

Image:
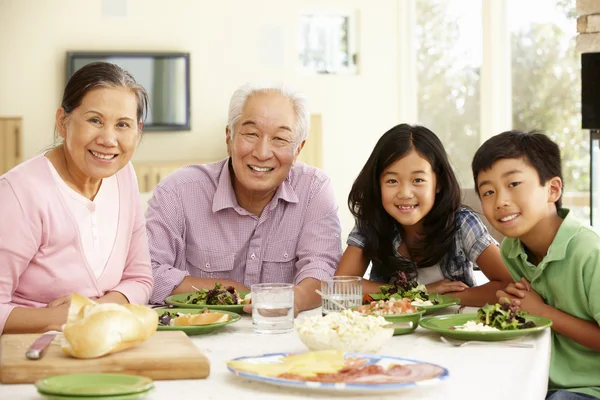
[348,124,462,281]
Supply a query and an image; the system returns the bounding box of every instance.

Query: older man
[146,83,342,313]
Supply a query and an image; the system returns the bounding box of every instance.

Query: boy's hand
[497,277,529,302]
[497,278,546,314]
[514,277,531,292]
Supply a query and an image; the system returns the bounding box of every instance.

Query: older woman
[0,62,153,334]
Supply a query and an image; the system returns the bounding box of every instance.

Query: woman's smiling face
[57,86,141,180]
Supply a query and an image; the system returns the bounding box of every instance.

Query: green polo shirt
[500,209,600,398]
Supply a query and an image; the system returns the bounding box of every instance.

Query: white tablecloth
[0,306,551,400]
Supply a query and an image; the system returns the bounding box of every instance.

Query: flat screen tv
[67,52,191,131]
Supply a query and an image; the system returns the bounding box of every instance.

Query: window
[405,0,589,222]
[416,0,482,186]
[508,0,588,220]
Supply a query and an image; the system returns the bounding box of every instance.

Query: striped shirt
[347,207,497,286]
[146,158,343,303]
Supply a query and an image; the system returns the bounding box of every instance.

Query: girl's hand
[426,279,469,294]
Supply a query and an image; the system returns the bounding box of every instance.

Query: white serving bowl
[295,309,394,353]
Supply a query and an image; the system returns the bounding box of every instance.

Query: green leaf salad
[476,303,536,330]
[184,283,240,305]
[364,272,439,304]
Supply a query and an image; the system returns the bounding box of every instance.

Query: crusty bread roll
[61,293,157,359]
[172,312,230,326]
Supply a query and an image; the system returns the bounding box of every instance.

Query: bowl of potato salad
[295,309,393,353]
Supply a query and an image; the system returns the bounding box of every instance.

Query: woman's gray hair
[227,83,310,148]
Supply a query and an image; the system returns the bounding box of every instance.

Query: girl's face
[379,149,437,232]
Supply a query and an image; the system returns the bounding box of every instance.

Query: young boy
[472,130,600,400]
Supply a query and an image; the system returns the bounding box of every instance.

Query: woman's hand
[46,295,72,309]
[426,279,469,294]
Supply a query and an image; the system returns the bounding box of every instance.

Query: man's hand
[426,279,469,295]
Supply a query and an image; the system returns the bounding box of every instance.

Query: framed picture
[298,11,358,75]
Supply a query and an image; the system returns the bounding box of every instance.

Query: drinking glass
[251,283,294,334]
[321,276,362,315]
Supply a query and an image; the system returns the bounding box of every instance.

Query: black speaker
[582,52,600,130]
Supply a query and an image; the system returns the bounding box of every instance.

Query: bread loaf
[61,294,157,359]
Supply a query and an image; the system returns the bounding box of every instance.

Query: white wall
[0,0,402,239]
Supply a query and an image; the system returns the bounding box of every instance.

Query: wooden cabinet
[0,117,22,175]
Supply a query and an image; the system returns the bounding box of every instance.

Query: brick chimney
[577,0,600,52]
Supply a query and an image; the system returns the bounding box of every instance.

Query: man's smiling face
[227,91,300,201]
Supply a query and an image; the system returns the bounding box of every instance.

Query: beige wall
[0,0,401,238]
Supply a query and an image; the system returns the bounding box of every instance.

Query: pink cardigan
[0,155,153,333]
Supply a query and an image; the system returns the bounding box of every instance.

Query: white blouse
[46,159,119,279]
[417,264,445,285]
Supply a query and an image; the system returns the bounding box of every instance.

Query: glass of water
[251,283,294,334]
[321,276,362,315]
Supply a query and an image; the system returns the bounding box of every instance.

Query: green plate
[419,313,553,341]
[415,294,461,315]
[37,389,152,400]
[381,309,426,335]
[34,373,153,396]
[165,290,250,313]
[156,308,241,335]
[352,307,425,336]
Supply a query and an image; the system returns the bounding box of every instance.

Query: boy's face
[476,157,561,240]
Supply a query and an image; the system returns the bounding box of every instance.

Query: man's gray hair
[227,83,310,147]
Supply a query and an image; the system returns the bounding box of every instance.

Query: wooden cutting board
[0,331,210,384]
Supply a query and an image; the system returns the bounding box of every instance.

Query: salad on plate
[182,283,251,306]
[453,302,537,331]
[363,272,439,306]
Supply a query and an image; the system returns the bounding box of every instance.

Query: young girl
[335,124,512,306]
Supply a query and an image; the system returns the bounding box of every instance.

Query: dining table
[1,305,551,400]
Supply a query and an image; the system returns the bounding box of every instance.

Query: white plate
[227,352,449,394]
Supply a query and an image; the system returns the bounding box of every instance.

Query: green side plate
[165,290,250,313]
[37,389,152,400]
[34,373,153,397]
[353,307,425,336]
[415,294,461,315]
[419,313,553,341]
[156,308,241,335]
[381,309,426,335]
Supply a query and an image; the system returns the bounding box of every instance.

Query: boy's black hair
[348,123,462,282]
[471,130,563,209]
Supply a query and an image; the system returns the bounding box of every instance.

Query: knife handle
[26,333,56,360]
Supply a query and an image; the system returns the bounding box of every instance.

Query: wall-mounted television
[67,52,191,131]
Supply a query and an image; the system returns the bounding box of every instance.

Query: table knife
[25,332,57,360]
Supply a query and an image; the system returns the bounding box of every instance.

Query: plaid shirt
[347,207,497,286]
[146,159,343,304]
